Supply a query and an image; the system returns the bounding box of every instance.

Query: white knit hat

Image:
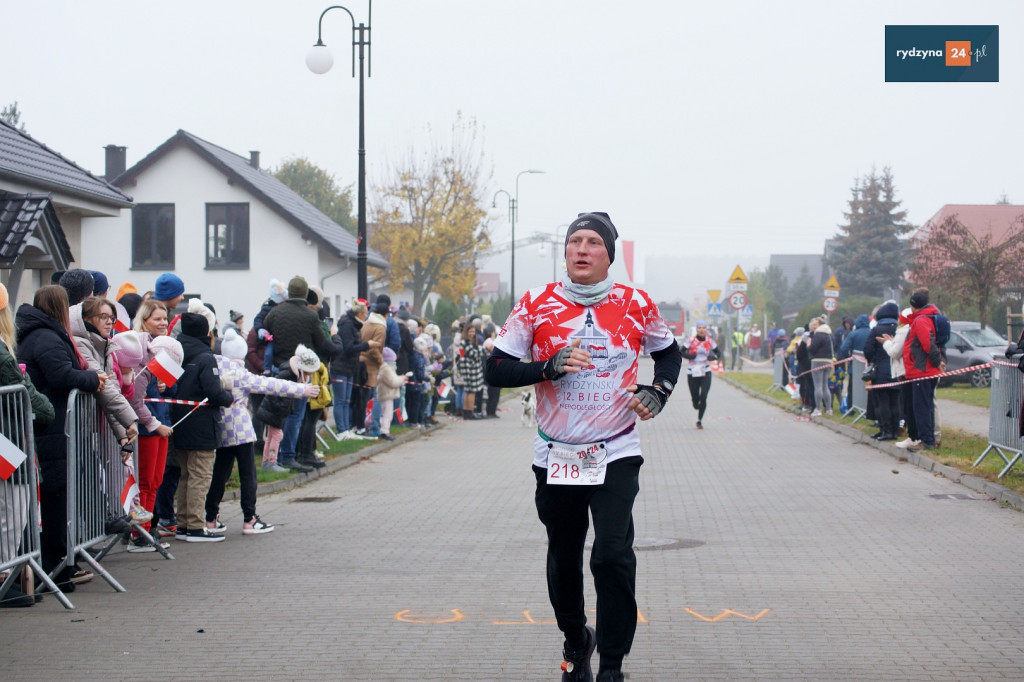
[148,335,184,365]
[220,328,247,361]
[187,297,217,332]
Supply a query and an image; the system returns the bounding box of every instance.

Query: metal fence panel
[845,353,868,423]
[974,359,1024,477]
[0,384,72,608]
[64,389,127,592]
[768,353,785,392]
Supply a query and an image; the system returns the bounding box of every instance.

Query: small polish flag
[395,404,407,424]
[120,473,140,514]
[147,351,184,387]
[113,301,131,333]
[437,379,451,398]
[0,432,27,481]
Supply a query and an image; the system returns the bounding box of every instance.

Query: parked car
[942,322,1006,387]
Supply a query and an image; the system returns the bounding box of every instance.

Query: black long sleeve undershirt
[485,340,682,392]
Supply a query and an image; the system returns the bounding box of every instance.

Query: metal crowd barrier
[0,384,71,608]
[62,389,172,593]
[974,359,1024,478]
[768,352,785,393]
[844,352,868,424]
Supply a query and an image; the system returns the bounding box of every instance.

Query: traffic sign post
[739,304,754,319]
[728,291,747,310]
[728,265,749,292]
[707,302,723,318]
[823,275,840,314]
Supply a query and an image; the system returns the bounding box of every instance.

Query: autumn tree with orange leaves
[371,116,491,315]
[911,213,1024,326]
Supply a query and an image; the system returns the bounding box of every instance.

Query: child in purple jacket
[204,329,318,535]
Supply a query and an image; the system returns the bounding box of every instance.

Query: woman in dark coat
[330,300,371,436]
[863,301,901,440]
[16,285,101,589]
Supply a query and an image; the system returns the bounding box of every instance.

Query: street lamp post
[512,170,544,301]
[306,2,372,300]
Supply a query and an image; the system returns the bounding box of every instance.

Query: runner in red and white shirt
[680,320,719,429]
[485,212,681,682]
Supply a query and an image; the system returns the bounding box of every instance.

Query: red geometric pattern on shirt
[495,281,673,443]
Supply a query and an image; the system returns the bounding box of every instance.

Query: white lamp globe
[306,44,334,74]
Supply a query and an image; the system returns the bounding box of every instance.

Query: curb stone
[222,421,448,502]
[223,387,528,502]
[723,376,1024,512]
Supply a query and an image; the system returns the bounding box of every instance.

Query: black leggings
[687,373,712,420]
[533,456,642,660]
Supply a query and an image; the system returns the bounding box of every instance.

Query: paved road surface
[4,369,1023,680]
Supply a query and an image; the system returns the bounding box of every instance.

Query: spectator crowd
[0,268,505,608]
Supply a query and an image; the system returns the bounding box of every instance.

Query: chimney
[104,145,126,181]
[249,151,260,169]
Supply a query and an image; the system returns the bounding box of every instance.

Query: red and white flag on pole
[114,303,131,333]
[120,473,140,513]
[148,350,184,387]
[0,432,27,481]
[437,379,451,398]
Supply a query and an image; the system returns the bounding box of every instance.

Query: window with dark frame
[131,203,175,269]
[206,203,250,269]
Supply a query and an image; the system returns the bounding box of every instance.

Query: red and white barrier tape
[794,357,853,379]
[143,398,210,406]
[865,362,994,390]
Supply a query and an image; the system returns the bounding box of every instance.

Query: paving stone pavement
[3,365,1024,680]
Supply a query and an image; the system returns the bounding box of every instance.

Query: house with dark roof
[82,129,388,324]
[0,119,132,304]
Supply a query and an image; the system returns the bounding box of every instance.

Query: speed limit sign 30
[729,292,747,310]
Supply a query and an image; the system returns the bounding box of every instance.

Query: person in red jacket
[901,289,945,451]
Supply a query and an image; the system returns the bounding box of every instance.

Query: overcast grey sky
[4,0,1021,301]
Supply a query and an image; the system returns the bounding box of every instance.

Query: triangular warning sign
[728,265,748,284]
[824,275,840,291]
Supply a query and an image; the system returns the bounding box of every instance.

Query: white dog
[521,389,536,426]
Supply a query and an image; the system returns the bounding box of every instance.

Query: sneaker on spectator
[894,438,918,449]
[129,503,153,525]
[243,515,275,535]
[127,537,170,553]
[810,409,822,417]
[156,523,177,538]
[184,528,225,543]
[175,527,188,541]
[205,518,227,534]
[285,460,314,473]
[261,461,288,472]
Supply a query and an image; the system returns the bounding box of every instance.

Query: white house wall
[82,144,356,327]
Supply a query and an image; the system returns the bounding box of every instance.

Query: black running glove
[543,346,574,381]
[632,384,669,418]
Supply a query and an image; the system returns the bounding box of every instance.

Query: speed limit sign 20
[729,292,747,310]
[823,297,838,312]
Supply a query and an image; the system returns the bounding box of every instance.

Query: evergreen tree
[827,167,913,297]
[788,263,820,309]
[1,101,26,132]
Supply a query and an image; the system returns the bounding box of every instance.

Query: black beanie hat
[564,212,619,263]
[179,312,210,338]
[909,291,928,309]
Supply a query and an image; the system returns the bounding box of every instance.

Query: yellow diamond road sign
[728,265,748,284]
[824,275,840,291]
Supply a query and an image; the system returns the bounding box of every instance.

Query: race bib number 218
[546,440,608,486]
